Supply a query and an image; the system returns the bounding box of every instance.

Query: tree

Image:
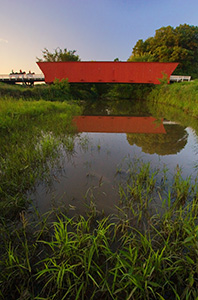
[128,24,198,78]
[37,47,80,62]
[129,52,156,62]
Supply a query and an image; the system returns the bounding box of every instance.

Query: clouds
[0,38,8,43]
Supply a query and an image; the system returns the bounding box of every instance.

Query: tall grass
[0,81,154,102]
[0,81,72,102]
[1,166,198,297]
[0,81,98,101]
[0,163,198,299]
[148,80,198,118]
[0,97,81,218]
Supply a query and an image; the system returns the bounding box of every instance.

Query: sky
[1,0,198,74]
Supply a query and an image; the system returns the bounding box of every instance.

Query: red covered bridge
[37,61,178,84]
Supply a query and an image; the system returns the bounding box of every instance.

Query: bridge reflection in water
[73,116,166,134]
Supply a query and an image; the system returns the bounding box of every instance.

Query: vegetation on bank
[148,79,198,118]
[0,97,81,218]
[1,77,198,119]
[0,80,73,102]
[1,160,198,299]
[0,81,154,101]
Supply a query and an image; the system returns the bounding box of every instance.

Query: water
[31,100,198,215]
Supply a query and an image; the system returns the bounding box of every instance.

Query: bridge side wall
[37,61,178,84]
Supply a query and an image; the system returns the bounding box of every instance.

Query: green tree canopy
[128,24,198,78]
[37,47,80,62]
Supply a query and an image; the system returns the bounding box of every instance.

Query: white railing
[170,75,191,82]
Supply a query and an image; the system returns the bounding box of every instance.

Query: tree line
[129,24,198,78]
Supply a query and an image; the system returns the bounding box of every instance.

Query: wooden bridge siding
[37,62,179,84]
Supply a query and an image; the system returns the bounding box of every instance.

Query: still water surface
[32,100,198,215]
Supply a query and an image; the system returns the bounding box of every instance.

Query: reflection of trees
[127,124,188,155]
[82,99,151,116]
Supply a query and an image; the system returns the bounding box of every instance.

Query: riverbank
[0,80,153,101]
[148,79,198,119]
[0,97,81,218]
[2,79,198,116]
[1,163,198,299]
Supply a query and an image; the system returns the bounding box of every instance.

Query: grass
[0,97,81,218]
[0,81,97,102]
[0,163,198,299]
[0,80,154,102]
[0,81,72,102]
[148,80,198,119]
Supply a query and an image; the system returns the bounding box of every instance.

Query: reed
[148,80,198,118]
[1,160,198,299]
[0,97,81,218]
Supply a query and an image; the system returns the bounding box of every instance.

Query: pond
[31,100,198,215]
